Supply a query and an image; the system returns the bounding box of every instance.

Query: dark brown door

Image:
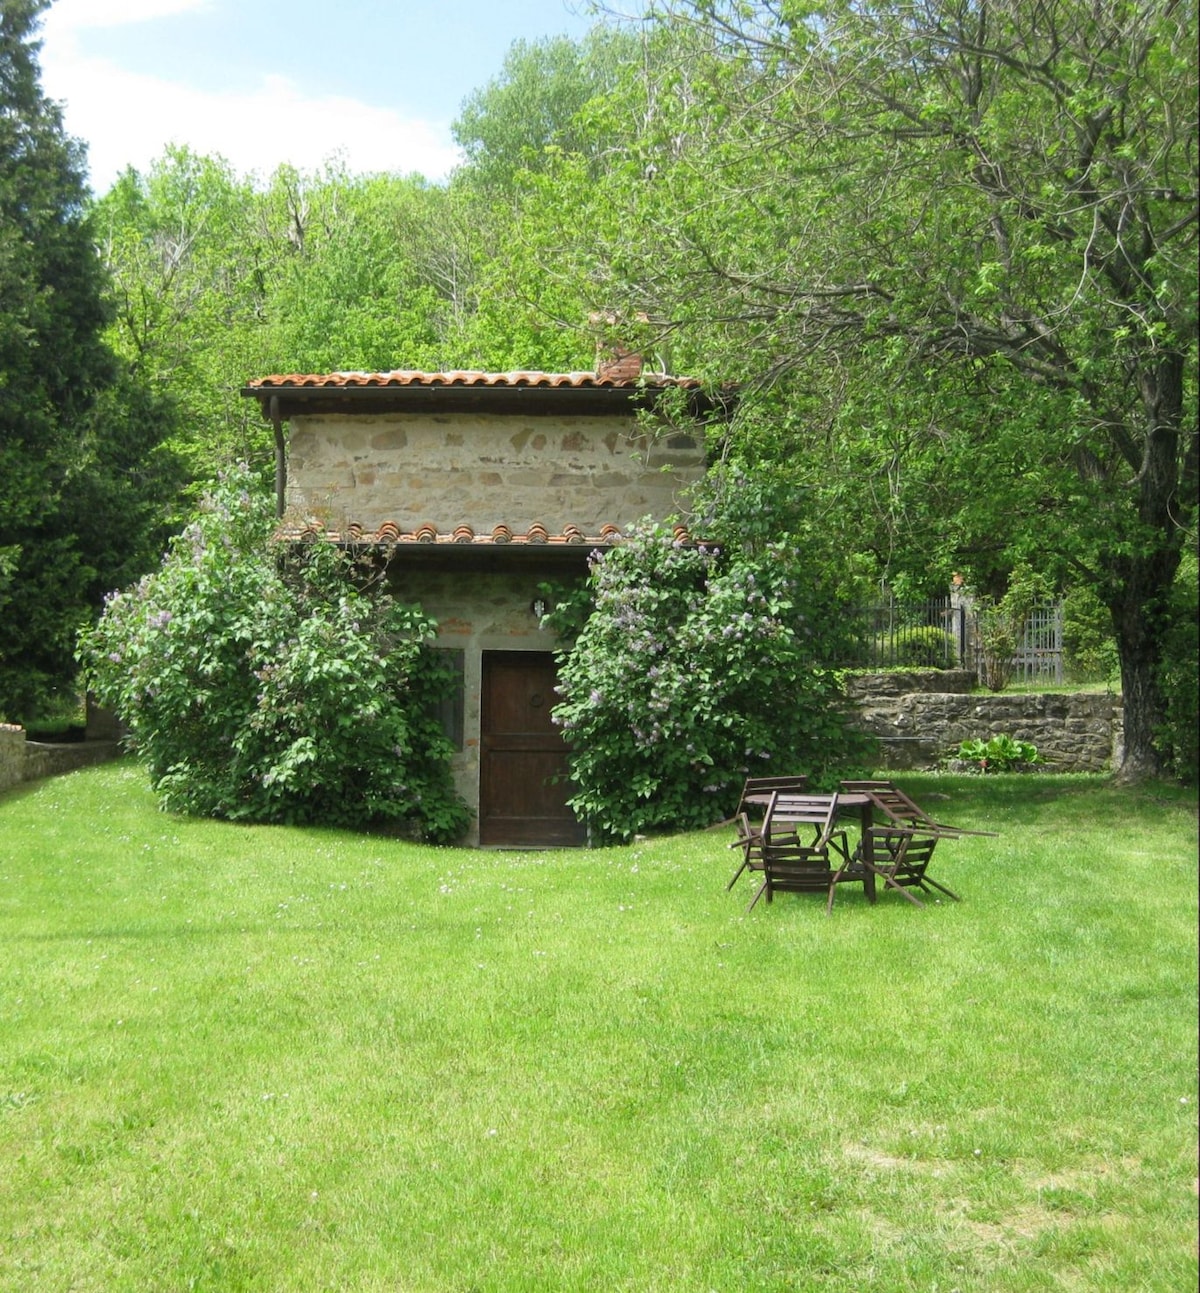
[479,651,586,847]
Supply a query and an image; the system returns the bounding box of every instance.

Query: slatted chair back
[763,790,841,846]
[838,779,939,829]
[719,776,811,861]
[735,775,810,820]
[747,792,863,915]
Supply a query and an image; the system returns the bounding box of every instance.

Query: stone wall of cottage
[843,672,1123,771]
[286,412,706,534]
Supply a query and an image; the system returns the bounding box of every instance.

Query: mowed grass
[1,763,1196,1292]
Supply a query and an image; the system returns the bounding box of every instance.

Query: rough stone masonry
[843,671,1123,771]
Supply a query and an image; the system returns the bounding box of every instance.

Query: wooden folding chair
[747,792,863,915]
[839,779,995,907]
[735,774,810,818]
[859,829,960,907]
[838,779,995,840]
[726,811,765,891]
[725,776,809,891]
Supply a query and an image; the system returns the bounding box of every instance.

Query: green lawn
[1,763,1196,1291]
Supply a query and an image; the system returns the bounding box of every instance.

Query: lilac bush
[548,520,871,842]
[79,468,469,840]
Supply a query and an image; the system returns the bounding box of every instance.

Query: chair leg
[917,875,961,902]
[878,871,926,907]
[746,881,768,913]
[826,859,854,915]
[726,858,749,892]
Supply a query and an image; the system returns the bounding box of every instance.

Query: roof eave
[287,538,616,575]
[241,382,732,420]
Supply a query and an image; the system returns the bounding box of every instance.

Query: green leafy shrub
[547,519,872,843]
[79,469,470,839]
[956,734,1044,772]
[886,624,956,667]
[1062,584,1119,683]
[972,564,1053,691]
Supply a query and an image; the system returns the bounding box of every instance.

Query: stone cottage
[241,360,726,847]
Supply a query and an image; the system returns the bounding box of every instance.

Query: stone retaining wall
[843,670,976,699]
[0,724,123,795]
[0,724,23,794]
[845,674,1122,772]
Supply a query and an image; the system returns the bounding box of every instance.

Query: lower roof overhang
[292,538,612,576]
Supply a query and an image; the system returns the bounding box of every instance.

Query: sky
[38,0,606,196]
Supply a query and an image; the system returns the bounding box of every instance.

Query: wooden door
[479,651,586,847]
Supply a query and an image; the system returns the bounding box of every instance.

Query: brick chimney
[590,310,647,382]
[596,344,643,382]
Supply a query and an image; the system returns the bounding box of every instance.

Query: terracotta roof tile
[246,369,705,392]
[279,521,695,549]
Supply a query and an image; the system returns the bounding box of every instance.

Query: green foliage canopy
[0,0,183,720]
[453,30,640,192]
[502,0,1198,780]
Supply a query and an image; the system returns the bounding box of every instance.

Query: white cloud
[39,9,462,192]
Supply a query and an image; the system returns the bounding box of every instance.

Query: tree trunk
[1111,591,1168,783]
[1106,351,1188,783]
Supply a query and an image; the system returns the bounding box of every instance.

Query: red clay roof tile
[246,369,705,391]
[278,521,695,549]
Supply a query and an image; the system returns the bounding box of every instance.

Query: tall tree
[0,0,182,719]
[94,154,531,483]
[453,29,639,193]
[95,148,273,482]
[528,0,1197,780]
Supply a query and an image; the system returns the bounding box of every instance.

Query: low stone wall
[843,670,976,699]
[0,724,123,795]
[0,724,24,794]
[2,675,1123,794]
[845,675,1122,772]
